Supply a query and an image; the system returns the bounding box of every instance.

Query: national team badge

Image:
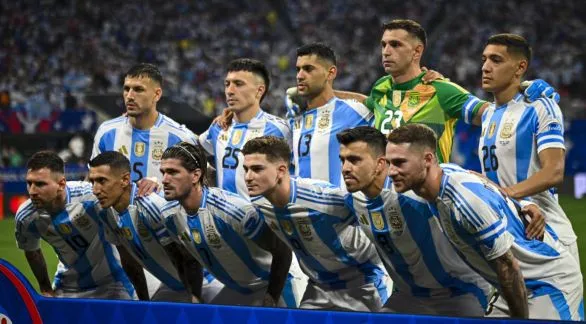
[304,115,314,129]
[488,122,497,138]
[205,225,222,248]
[231,130,243,145]
[58,223,72,234]
[372,212,385,230]
[317,113,330,130]
[281,220,294,235]
[297,220,313,241]
[74,215,91,230]
[152,140,164,160]
[192,229,201,244]
[388,207,404,234]
[499,120,514,139]
[269,220,279,232]
[134,142,146,157]
[392,90,402,107]
[118,145,129,156]
[408,92,420,108]
[358,214,369,226]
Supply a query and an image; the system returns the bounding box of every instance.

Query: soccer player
[385,123,583,320]
[337,126,491,316]
[15,151,136,299]
[91,63,198,183]
[157,142,298,307]
[242,136,389,311]
[89,151,194,302]
[478,33,579,262]
[199,58,290,198]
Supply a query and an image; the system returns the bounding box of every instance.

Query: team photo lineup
[12,16,585,321]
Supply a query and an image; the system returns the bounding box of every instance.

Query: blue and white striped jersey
[252,177,387,292]
[347,181,491,306]
[15,181,134,294]
[91,113,198,182]
[100,183,185,291]
[479,94,576,245]
[290,97,373,189]
[199,110,291,198]
[158,187,273,294]
[432,164,581,296]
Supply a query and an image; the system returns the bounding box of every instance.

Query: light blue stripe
[537,138,564,147]
[474,219,504,238]
[297,187,345,201]
[207,192,247,218]
[282,275,297,308]
[444,183,484,228]
[481,107,505,183]
[221,125,247,194]
[130,129,150,182]
[526,279,572,320]
[207,199,244,222]
[16,203,35,221]
[98,128,117,153]
[102,116,125,127]
[139,198,161,222]
[515,108,538,184]
[296,110,317,179]
[297,193,346,206]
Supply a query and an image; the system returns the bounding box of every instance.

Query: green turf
[0,195,585,292]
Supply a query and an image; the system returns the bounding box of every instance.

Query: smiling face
[243,153,286,197]
[481,44,527,93]
[296,54,335,98]
[224,70,265,113]
[339,141,386,193]
[123,76,162,117]
[89,165,129,209]
[26,168,65,211]
[380,29,422,76]
[385,142,429,193]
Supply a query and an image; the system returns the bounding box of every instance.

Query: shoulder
[262,112,291,134]
[370,75,393,93]
[15,200,37,224]
[67,181,95,201]
[137,193,167,217]
[159,114,198,139]
[530,98,563,120]
[206,188,252,220]
[430,79,470,95]
[161,200,181,217]
[96,116,126,134]
[295,178,347,204]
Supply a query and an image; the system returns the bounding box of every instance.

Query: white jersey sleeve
[533,98,565,153]
[15,201,41,251]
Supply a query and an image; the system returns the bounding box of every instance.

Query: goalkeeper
[286,19,559,163]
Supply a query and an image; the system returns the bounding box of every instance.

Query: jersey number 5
[381,110,404,135]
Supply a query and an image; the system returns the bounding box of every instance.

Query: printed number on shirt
[481,145,499,172]
[65,234,89,251]
[222,147,241,169]
[381,110,404,135]
[298,134,312,157]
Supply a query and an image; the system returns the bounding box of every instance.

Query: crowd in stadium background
[0,0,585,170]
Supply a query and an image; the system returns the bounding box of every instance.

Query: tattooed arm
[25,249,54,296]
[491,250,529,318]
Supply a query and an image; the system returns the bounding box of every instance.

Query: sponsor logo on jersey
[118,145,129,156]
[371,212,385,230]
[58,223,72,235]
[219,133,228,142]
[358,214,369,226]
[297,219,313,241]
[548,123,562,132]
[134,142,146,157]
[152,140,164,160]
[488,122,497,138]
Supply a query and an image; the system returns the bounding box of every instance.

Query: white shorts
[381,290,485,317]
[55,281,135,300]
[208,274,299,307]
[299,280,386,311]
[566,241,581,267]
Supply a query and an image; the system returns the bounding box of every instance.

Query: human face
[296,54,333,98]
[224,70,264,113]
[380,29,421,76]
[26,168,65,211]
[385,142,427,193]
[339,142,384,193]
[160,158,198,201]
[89,165,129,209]
[243,153,284,197]
[123,76,162,117]
[481,44,525,93]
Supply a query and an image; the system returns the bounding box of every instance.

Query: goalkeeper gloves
[521,79,560,103]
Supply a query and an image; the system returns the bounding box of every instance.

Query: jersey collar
[393,72,426,91]
[289,177,298,204]
[199,187,209,209]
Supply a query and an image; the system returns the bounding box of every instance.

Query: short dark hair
[162,142,208,186]
[227,58,270,103]
[336,126,387,157]
[486,33,532,71]
[125,63,163,87]
[296,42,337,66]
[241,136,291,164]
[382,19,427,48]
[27,151,64,174]
[387,124,437,152]
[89,151,130,174]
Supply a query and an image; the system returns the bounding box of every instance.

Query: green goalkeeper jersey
[364,72,486,163]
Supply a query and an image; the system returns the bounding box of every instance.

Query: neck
[48,193,67,216]
[266,175,291,208]
[391,65,422,84]
[363,174,386,199]
[493,81,520,106]
[113,187,131,213]
[181,185,203,214]
[233,105,260,123]
[306,86,334,110]
[414,165,443,202]
[130,110,159,130]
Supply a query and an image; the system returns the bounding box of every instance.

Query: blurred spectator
[58,135,88,166]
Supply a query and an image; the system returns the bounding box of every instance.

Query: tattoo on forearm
[494,250,529,318]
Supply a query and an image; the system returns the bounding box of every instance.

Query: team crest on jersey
[371,212,385,230]
[488,122,497,138]
[281,220,294,235]
[304,115,314,129]
[137,222,151,241]
[297,220,313,241]
[231,130,243,145]
[499,120,514,139]
[269,220,279,232]
[192,229,202,244]
[388,207,404,234]
[205,225,222,248]
[358,214,369,226]
[134,142,146,157]
[152,140,164,160]
[408,92,420,108]
[118,145,129,156]
[317,113,330,130]
[392,91,402,107]
[73,215,92,230]
[58,223,72,234]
